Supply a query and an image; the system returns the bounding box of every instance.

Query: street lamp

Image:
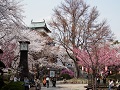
[19,41,30,81]
[0,46,5,88]
[0,46,5,75]
[0,46,3,59]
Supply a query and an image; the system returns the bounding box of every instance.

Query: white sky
[22,0,120,41]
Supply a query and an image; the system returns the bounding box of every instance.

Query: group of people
[96,77,106,85]
[96,76,120,90]
[34,75,56,89]
[108,79,120,90]
[9,75,57,90]
[42,76,56,88]
[24,77,41,90]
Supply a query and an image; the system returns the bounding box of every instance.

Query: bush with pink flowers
[60,69,74,79]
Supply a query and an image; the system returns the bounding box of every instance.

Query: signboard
[50,71,55,77]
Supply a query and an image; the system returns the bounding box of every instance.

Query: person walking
[24,77,29,90]
[108,79,114,90]
[14,76,17,82]
[116,80,120,90]
[51,77,56,87]
[42,77,46,87]
[103,77,106,85]
[46,76,50,88]
[35,78,41,90]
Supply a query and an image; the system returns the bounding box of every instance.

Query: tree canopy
[49,0,114,78]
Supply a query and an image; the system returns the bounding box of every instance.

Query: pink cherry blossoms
[73,44,120,72]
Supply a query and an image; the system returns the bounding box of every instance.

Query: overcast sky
[22,0,120,41]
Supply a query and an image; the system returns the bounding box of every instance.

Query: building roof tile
[28,20,51,33]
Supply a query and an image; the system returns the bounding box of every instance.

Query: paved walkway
[30,83,87,90]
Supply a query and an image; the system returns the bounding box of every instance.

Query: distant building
[28,20,51,34]
[28,20,55,46]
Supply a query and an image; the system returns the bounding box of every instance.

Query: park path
[30,83,87,90]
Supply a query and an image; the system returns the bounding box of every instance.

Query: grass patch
[61,78,88,84]
[1,81,24,90]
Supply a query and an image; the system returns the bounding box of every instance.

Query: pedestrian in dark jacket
[24,77,29,90]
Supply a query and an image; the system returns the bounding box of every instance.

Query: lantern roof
[19,41,30,44]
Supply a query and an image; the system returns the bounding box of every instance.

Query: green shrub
[0,75,4,89]
[3,74,10,82]
[60,73,72,80]
[1,81,24,90]
[108,74,120,81]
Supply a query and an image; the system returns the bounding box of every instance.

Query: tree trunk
[92,69,97,90]
[74,60,80,78]
[66,49,80,78]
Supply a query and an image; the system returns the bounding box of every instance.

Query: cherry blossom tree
[73,43,120,89]
[0,0,25,67]
[10,29,62,70]
[49,0,113,78]
[0,0,66,73]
